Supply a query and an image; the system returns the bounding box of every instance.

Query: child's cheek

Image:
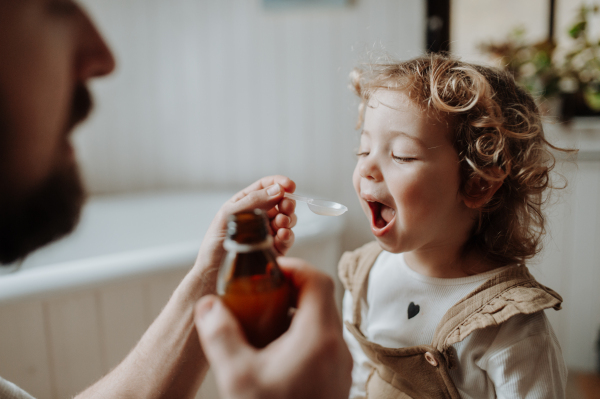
[397,177,432,221]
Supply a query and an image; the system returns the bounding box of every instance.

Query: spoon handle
[283,192,311,203]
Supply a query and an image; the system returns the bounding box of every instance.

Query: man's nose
[76,8,116,81]
[359,155,383,181]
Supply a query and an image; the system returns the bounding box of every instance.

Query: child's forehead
[364,89,452,144]
[366,89,441,123]
[368,88,412,104]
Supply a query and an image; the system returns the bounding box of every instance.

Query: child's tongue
[381,205,395,224]
[370,201,396,229]
[374,203,395,228]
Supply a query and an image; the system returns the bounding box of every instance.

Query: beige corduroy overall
[338,242,563,399]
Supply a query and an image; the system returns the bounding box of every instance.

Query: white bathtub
[0,191,345,302]
[0,191,345,399]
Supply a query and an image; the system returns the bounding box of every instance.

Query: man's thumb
[194,296,251,367]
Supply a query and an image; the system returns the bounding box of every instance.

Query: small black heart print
[407,302,420,319]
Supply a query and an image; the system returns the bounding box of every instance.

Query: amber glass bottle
[217,209,292,348]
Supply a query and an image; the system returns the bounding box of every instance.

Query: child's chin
[371,223,402,253]
[373,236,403,254]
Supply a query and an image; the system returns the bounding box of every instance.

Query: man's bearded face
[0,1,114,265]
[0,85,92,265]
[0,163,85,265]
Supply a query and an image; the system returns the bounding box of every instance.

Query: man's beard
[0,164,85,264]
[0,83,92,265]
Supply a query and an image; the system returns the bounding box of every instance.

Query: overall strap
[432,265,563,359]
[338,241,383,327]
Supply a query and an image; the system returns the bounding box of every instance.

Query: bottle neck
[223,235,273,253]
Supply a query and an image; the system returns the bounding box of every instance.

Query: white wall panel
[143,270,188,323]
[98,281,148,369]
[195,369,219,399]
[531,125,600,372]
[564,161,600,371]
[0,301,53,399]
[45,293,105,398]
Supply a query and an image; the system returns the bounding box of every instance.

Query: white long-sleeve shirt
[343,251,567,399]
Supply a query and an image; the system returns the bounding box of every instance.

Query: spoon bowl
[284,193,348,216]
[307,199,348,216]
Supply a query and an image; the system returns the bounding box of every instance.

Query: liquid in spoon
[284,192,348,216]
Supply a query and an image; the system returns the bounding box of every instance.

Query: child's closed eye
[392,155,417,163]
[356,151,370,157]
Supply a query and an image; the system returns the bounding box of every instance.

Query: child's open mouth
[368,200,396,231]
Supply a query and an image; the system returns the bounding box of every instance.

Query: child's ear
[463,169,505,209]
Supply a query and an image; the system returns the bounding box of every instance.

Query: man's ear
[463,170,505,209]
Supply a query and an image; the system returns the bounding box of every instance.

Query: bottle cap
[226,209,269,243]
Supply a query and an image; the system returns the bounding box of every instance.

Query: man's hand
[194,258,353,399]
[192,175,297,292]
[224,175,297,256]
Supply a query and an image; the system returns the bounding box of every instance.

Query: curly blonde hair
[350,53,568,266]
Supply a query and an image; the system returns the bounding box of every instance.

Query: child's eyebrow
[388,130,427,148]
[389,131,445,150]
[362,129,443,150]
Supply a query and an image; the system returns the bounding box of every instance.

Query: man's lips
[65,83,93,136]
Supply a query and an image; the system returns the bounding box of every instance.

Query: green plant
[563,5,600,109]
[479,4,600,112]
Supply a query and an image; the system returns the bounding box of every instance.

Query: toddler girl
[339,54,567,398]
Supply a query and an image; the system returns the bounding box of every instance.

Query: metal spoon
[284,192,348,216]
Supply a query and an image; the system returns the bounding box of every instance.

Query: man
[0,1,352,398]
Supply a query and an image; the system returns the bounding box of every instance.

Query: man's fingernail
[267,183,281,196]
[195,298,216,321]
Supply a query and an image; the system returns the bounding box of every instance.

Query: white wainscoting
[0,269,188,399]
[0,269,228,399]
[0,236,342,399]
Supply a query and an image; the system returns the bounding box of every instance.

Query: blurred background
[73,0,600,249]
[1,0,600,398]
[75,0,424,252]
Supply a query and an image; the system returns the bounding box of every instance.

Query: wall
[76,0,425,252]
[451,0,550,64]
[536,123,600,373]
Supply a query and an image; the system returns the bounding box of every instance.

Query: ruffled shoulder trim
[433,266,562,352]
[337,241,382,294]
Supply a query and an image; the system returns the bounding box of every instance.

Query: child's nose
[359,157,383,181]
